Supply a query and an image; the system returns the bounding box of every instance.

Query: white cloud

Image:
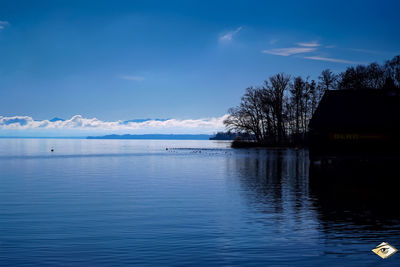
[0,115,228,134]
[261,47,316,56]
[262,40,363,64]
[297,41,320,47]
[120,75,145,81]
[303,56,359,64]
[219,26,243,42]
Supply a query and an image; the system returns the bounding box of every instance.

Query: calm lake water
[0,139,399,266]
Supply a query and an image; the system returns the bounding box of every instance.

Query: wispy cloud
[303,56,359,64]
[0,21,9,30]
[120,75,145,81]
[219,26,243,42]
[297,41,320,47]
[262,39,366,65]
[0,115,228,134]
[262,47,316,56]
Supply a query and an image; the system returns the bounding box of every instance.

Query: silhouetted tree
[319,69,337,92]
[225,55,400,147]
[309,80,318,115]
[259,87,275,140]
[224,87,265,142]
[384,55,400,88]
[338,65,367,89]
[365,62,385,89]
[338,56,400,90]
[264,73,291,143]
[290,76,305,139]
[224,74,291,145]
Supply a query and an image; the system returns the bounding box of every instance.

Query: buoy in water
[50,148,54,152]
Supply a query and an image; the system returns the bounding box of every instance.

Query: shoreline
[231,140,306,149]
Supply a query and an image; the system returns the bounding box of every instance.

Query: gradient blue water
[0,139,399,266]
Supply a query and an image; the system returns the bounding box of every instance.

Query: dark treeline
[224,55,400,147]
[209,131,253,140]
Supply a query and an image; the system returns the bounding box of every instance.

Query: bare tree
[224,87,265,142]
[224,74,291,144]
[224,55,400,147]
[384,56,400,88]
[264,73,291,144]
[309,80,318,115]
[338,60,397,90]
[365,62,385,89]
[290,76,305,137]
[319,69,337,92]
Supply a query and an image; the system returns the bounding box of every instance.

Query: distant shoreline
[87,134,212,140]
[0,136,86,139]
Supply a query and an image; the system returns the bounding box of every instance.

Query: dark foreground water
[0,139,399,266]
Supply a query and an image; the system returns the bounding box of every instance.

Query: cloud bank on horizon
[0,115,228,135]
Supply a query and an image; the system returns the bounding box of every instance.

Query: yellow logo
[372,242,398,259]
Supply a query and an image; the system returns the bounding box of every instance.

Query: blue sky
[0,0,399,135]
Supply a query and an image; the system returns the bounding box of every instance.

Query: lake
[0,139,399,266]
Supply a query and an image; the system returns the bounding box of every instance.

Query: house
[308,89,400,159]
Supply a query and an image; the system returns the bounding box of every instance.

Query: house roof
[308,89,400,132]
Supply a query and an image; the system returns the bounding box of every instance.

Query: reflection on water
[0,139,399,266]
[229,149,310,219]
[308,158,400,265]
[309,158,400,233]
[230,149,400,265]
